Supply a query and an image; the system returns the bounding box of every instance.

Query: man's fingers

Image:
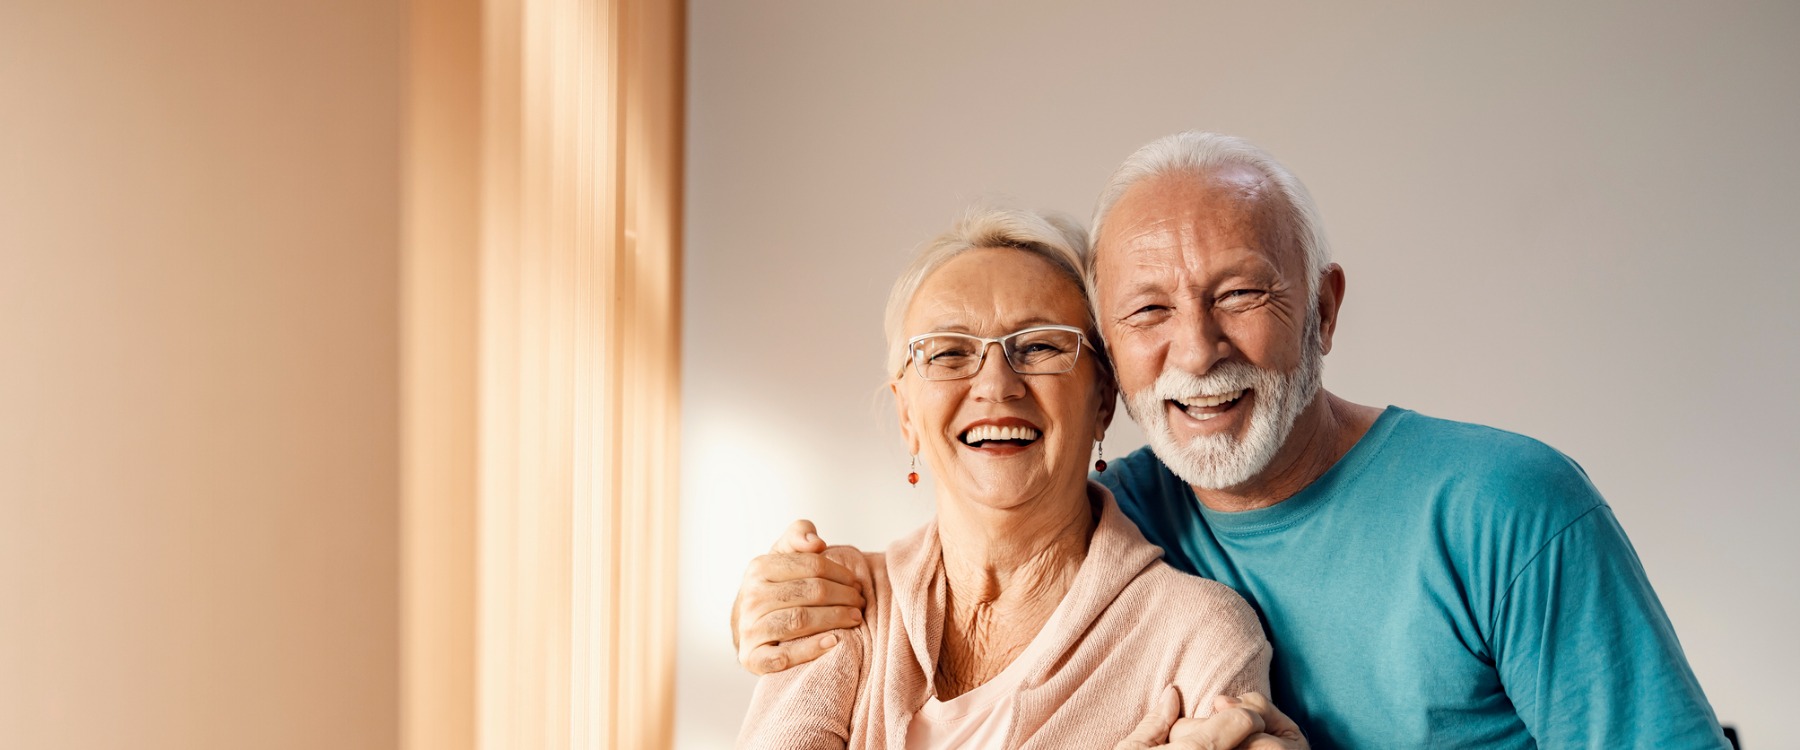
[1238,734,1301,750]
[746,551,863,591]
[733,525,861,675]
[1230,692,1271,712]
[742,578,864,617]
[821,545,874,592]
[739,558,866,624]
[1167,696,1263,749]
[1230,692,1306,746]
[1113,685,1181,750]
[737,552,865,633]
[782,578,865,608]
[771,519,826,554]
[741,604,864,652]
[733,544,869,675]
[737,630,844,676]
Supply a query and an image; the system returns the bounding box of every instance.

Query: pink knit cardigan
[737,483,1272,749]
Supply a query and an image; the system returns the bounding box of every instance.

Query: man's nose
[1168,307,1230,375]
[969,342,1026,402]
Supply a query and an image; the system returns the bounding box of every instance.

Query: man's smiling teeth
[1174,389,1246,409]
[961,425,1040,445]
[1173,389,1247,421]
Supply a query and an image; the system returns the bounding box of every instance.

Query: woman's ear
[891,379,921,455]
[1094,374,1118,441]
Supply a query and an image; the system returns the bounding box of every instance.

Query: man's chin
[1140,430,1251,491]
[1171,451,1262,492]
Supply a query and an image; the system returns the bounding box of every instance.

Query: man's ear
[1316,263,1347,355]
[891,379,920,455]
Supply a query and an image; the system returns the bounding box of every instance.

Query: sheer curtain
[403,0,683,748]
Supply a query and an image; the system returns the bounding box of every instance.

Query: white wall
[681,2,1800,747]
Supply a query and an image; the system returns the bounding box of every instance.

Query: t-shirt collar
[1187,406,1408,536]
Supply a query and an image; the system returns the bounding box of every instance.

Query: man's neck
[1190,390,1383,513]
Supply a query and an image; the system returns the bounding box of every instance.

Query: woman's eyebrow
[921,315,1066,333]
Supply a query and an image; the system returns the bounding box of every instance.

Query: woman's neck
[932,486,1095,699]
[936,490,1093,606]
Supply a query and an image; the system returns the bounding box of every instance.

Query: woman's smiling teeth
[1172,389,1247,421]
[961,425,1041,446]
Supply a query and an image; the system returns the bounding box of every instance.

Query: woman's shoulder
[1124,561,1266,644]
[1085,560,1272,706]
[1087,483,1263,644]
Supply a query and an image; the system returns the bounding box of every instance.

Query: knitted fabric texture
[738,483,1272,749]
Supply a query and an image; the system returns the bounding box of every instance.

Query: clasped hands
[733,520,1309,750]
[1113,687,1307,750]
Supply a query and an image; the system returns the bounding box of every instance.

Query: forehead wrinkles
[907,248,1086,332]
[1101,170,1298,286]
[1208,170,1305,277]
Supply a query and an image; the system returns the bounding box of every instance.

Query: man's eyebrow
[1115,280,1168,299]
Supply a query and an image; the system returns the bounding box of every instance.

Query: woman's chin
[938,470,1078,513]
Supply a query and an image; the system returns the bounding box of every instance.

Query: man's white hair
[1086,131,1332,307]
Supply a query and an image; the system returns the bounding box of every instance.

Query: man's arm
[1493,504,1730,748]
[736,612,866,749]
[732,519,871,674]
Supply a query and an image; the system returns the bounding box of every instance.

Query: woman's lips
[959,439,1037,457]
[957,418,1042,455]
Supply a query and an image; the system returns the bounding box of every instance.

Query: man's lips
[1168,388,1249,422]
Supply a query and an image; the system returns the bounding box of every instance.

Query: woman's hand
[732,519,873,675]
[1115,687,1309,750]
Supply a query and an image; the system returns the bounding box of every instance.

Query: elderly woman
[736,207,1271,749]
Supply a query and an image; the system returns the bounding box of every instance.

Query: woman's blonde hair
[883,205,1106,379]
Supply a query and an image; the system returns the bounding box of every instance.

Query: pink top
[737,483,1273,749]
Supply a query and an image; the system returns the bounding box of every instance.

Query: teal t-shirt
[1096,407,1727,749]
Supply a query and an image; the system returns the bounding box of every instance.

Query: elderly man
[732,132,1727,748]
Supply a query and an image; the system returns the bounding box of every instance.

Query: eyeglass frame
[900,324,1098,381]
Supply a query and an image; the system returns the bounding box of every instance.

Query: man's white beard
[1124,306,1325,491]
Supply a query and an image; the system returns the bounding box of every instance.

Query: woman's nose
[968,342,1026,402]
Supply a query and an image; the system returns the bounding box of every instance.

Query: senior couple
[732,132,1729,749]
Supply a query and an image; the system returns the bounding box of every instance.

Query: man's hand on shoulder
[732,519,873,675]
[1116,688,1308,750]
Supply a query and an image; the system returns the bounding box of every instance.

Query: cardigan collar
[884,481,1165,698]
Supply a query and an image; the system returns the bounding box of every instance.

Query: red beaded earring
[907,455,919,486]
[1094,439,1107,473]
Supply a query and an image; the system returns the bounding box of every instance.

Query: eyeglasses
[903,325,1092,381]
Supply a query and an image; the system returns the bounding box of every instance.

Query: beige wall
[681,1,1800,748]
[1,1,402,748]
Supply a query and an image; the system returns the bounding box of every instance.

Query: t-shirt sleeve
[1491,505,1729,749]
[734,626,864,750]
